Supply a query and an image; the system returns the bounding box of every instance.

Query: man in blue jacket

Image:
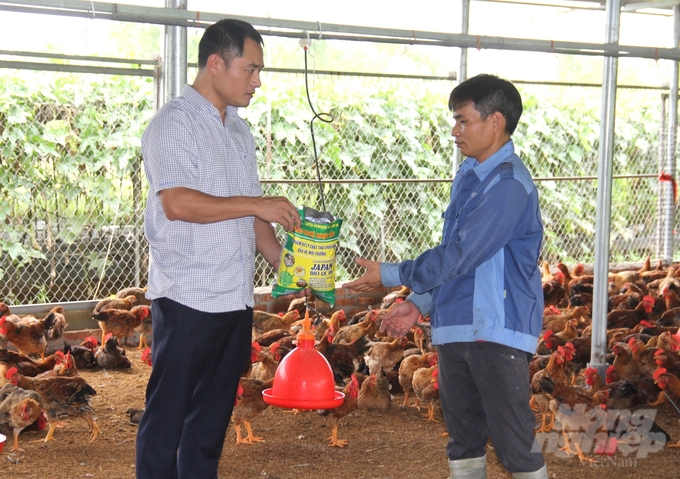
[344,74,547,479]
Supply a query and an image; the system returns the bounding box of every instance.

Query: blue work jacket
[381,141,544,353]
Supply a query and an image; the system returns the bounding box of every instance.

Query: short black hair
[197,19,264,69]
[448,74,523,135]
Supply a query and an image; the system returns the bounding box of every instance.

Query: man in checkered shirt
[136,19,300,479]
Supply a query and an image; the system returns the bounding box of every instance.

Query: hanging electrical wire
[302,43,333,212]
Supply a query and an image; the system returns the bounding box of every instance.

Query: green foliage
[0,72,665,302]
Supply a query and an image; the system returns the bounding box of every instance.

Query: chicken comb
[350,374,360,387]
[564,342,575,351]
[84,335,99,345]
[543,330,553,341]
[584,367,598,375]
[55,350,66,359]
[269,342,280,353]
[643,295,656,303]
[606,365,616,374]
[277,312,285,317]
[653,368,667,380]
[549,305,560,314]
[0,316,5,325]
[104,332,113,342]
[5,366,18,379]
[640,320,654,328]
[654,348,665,357]
[251,341,261,352]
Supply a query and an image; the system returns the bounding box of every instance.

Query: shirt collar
[469,140,515,181]
[181,85,241,124]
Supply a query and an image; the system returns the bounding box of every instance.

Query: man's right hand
[254,196,301,232]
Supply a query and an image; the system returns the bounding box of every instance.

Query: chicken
[286,296,315,315]
[115,286,151,306]
[627,337,657,377]
[92,304,150,346]
[530,348,568,432]
[542,276,566,308]
[608,269,640,290]
[538,376,607,462]
[364,337,408,375]
[648,266,680,297]
[380,285,411,309]
[63,336,99,370]
[357,367,391,411]
[333,310,378,344]
[5,366,100,443]
[92,294,138,315]
[252,309,300,337]
[248,343,280,382]
[232,377,274,444]
[411,364,439,422]
[253,328,291,348]
[317,328,371,385]
[312,309,346,342]
[0,382,43,451]
[134,309,153,350]
[317,375,361,448]
[0,311,57,359]
[141,347,153,367]
[650,367,680,447]
[606,295,654,329]
[0,347,64,378]
[44,306,68,342]
[94,333,131,369]
[542,306,589,334]
[398,351,438,407]
[611,341,642,382]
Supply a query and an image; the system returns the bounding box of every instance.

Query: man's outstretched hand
[379,301,420,338]
[342,257,383,292]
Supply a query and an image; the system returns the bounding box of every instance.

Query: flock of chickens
[533,257,680,461]
[0,287,151,452]
[3,256,680,461]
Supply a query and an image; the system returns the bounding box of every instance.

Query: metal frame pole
[663,7,680,262]
[163,0,187,103]
[453,0,470,176]
[589,0,621,376]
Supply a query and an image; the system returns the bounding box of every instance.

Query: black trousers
[136,297,252,479]
[438,341,545,473]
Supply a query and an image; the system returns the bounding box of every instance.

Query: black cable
[303,45,333,212]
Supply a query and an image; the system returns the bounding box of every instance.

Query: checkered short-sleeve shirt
[142,85,263,313]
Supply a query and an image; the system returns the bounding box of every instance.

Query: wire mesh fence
[1,67,676,305]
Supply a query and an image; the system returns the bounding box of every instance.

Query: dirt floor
[1,347,680,479]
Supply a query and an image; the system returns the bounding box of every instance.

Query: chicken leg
[327,425,348,447]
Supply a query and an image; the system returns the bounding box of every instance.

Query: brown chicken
[611,342,642,382]
[0,382,44,451]
[412,364,439,422]
[357,366,391,411]
[380,285,411,309]
[606,295,654,329]
[538,375,607,462]
[248,343,280,382]
[92,304,150,346]
[398,351,438,407]
[115,286,151,305]
[92,294,138,315]
[364,337,408,375]
[312,309,346,342]
[232,377,274,444]
[0,347,64,379]
[650,367,680,447]
[63,336,99,370]
[134,310,153,350]
[333,310,378,344]
[252,309,300,337]
[94,333,131,369]
[44,306,68,341]
[319,374,360,447]
[317,328,371,385]
[530,348,568,432]
[5,366,100,443]
[0,311,57,359]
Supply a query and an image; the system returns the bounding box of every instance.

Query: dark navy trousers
[438,341,546,473]
[136,297,252,479]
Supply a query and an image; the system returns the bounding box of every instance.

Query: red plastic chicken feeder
[0,433,5,452]
[263,311,344,409]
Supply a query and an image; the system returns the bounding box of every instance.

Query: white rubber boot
[512,465,548,479]
[448,456,486,479]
